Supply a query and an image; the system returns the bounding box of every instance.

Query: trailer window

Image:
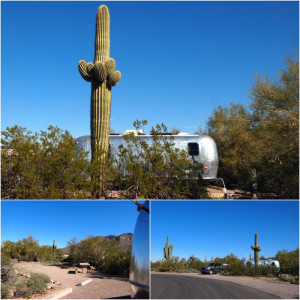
[188,143,199,156]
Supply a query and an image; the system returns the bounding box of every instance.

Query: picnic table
[79,263,90,274]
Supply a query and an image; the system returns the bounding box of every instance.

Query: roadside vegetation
[151,248,299,284]
[1,52,298,199]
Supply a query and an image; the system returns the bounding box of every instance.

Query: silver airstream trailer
[243,259,280,272]
[75,132,219,180]
[129,201,149,299]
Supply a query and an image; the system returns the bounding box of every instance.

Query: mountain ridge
[60,233,133,253]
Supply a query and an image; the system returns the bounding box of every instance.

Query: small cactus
[251,233,261,271]
[163,236,173,260]
[78,5,121,164]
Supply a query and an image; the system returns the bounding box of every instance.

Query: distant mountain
[61,233,133,253]
[97,233,133,251]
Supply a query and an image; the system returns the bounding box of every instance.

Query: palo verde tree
[249,52,299,198]
[78,5,121,196]
[206,103,253,190]
[205,52,299,198]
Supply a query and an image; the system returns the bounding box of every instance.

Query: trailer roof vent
[177,132,190,136]
[123,130,145,136]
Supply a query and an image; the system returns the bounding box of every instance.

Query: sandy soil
[14,262,131,299]
[151,272,299,299]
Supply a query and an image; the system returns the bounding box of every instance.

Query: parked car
[201,263,228,274]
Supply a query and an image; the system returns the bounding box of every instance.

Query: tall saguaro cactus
[78,5,121,163]
[251,233,261,271]
[53,240,56,257]
[163,236,173,260]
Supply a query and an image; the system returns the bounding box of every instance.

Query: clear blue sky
[1,200,140,248]
[2,1,299,137]
[151,201,299,261]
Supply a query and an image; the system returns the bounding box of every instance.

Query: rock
[54,281,60,285]
[7,289,14,298]
[14,290,27,298]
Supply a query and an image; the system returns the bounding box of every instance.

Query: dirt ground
[14,262,131,299]
[151,272,299,299]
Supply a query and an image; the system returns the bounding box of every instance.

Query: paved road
[151,273,281,299]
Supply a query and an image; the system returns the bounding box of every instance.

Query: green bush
[110,121,208,199]
[1,254,17,285]
[205,53,299,198]
[1,283,13,299]
[275,248,299,276]
[1,125,90,199]
[2,236,65,263]
[1,122,208,199]
[66,236,130,277]
[279,273,299,284]
[26,273,51,297]
[102,251,131,276]
[14,282,28,298]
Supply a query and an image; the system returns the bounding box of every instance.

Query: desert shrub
[26,273,51,297]
[1,283,13,299]
[2,236,65,263]
[111,121,208,199]
[205,53,299,198]
[102,251,131,276]
[1,122,208,199]
[258,264,277,277]
[223,261,245,276]
[1,254,17,285]
[1,125,90,199]
[151,256,203,273]
[187,255,205,271]
[67,236,130,276]
[14,282,28,298]
[275,248,299,276]
[279,273,299,284]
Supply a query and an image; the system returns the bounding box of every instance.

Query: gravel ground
[14,262,131,299]
[151,272,299,299]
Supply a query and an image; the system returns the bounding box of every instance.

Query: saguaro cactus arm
[78,6,121,87]
[251,233,261,252]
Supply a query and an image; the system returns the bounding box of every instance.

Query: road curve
[151,273,281,299]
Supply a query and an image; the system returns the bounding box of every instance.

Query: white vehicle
[75,131,219,180]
